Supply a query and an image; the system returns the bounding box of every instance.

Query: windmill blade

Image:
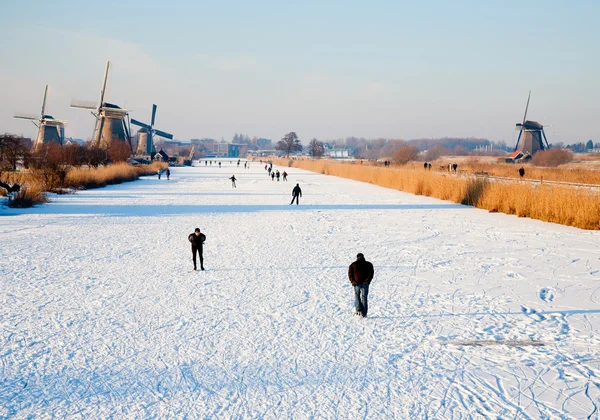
[154,129,173,139]
[44,118,68,124]
[70,99,98,110]
[541,128,550,150]
[99,61,110,107]
[151,104,157,128]
[123,116,133,154]
[522,90,531,125]
[92,116,99,145]
[514,128,523,152]
[13,113,39,120]
[131,119,151,130]
[41,85,48,117]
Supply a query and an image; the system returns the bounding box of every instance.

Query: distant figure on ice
[271,171,275,181]
[519,167,525,178]
[188,228,206,271]
[276,170,280,181]
[244,162,247,169]
[268,167,272,175]
[205,160,208,166]
[290,183,302,205]
[218,162,221,168]
[157,169,161,180]
[229,175,237,188]
[282,171,288,181]
[237,159,240,167]
[348,253,374,318]
[166,168,171,180]
[264,164,268,171]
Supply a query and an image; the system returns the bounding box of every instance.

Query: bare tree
[308,138,324,159]
[392,146,419,165]
[276,132,303,157]
[0,134,30,171]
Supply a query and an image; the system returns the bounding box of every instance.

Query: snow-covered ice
[1,160,600,418]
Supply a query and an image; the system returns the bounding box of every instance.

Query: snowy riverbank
[1,160,599,418]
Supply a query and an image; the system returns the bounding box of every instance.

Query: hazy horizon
[0,1,598,145]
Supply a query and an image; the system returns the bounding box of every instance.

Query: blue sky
[0,0,598,144]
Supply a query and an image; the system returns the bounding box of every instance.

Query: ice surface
[1,161,599,418]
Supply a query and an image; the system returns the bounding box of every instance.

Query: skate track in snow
[1,160,600,418]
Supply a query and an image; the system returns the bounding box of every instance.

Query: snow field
[1,161,600,418]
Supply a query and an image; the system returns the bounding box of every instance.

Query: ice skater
[229,175,237,188]
[290,183,302,205]
[276,170,280,181]
[348,253,374,318]
[166,168,170,180]
[282,171,288,181]
[188,228,206,271]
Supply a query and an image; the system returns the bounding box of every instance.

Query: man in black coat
[188,228,206,271]
[348,253,374,318]
[290,183,302,205]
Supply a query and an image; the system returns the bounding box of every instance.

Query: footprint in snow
[539,287,555,302]
[521,305,546,321]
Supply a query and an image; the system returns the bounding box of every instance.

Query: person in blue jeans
[348,253,374,318]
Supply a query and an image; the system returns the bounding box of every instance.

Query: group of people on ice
[189,159,375,318]
[188,228,373,317]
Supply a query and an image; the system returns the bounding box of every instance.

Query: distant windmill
[70,61,132,151]
[131,104,173,156]
[14,85,66,151]
[514,91,550,154]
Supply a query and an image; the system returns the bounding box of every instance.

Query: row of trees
[0,133,132,174]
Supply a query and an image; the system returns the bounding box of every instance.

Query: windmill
[514,91,550,154]
[14,85,66,151]
[131,104,173,156]
[70,61,132,151]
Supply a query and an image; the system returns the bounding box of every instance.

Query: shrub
[8,184,48,208]
[531,149,572,167]
[392,146,419,165]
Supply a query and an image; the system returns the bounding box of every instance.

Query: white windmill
[70,61,132,151]
[14,85,66,151]
[131,104,173,156]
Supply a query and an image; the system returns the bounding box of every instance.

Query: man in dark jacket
[348,253,374,318]
[188,228,206,270]
[290,183,302,205]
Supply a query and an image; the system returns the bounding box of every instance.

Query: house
[154,149,170,162]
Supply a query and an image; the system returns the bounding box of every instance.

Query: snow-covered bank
[1,161,599,418]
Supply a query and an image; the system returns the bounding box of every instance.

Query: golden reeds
[274,158,600,230]
[1,162,167,206]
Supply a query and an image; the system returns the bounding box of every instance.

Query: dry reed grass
[66,162,167,189]
[1,162,167,207]
[274,158,600,230]
[8,184,48,208]
[434,159,600,185]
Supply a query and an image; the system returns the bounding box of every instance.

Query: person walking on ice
[188,228,206,271]
[229,175,237,188]
[290,183,302,205]
[166,168,170,180]
[282,171,288,181]
[348,253,374,318]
